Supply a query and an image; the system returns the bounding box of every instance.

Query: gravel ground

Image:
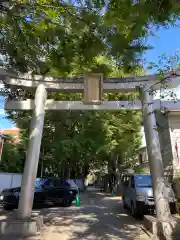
[0,188,151,240]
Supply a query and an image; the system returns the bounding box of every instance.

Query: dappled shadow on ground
[37,189,150,240]
[0,189,150,240]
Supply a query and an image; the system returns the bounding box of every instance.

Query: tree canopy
[0,0,179,74]
[3,87,141,178]
[1,0,180,182]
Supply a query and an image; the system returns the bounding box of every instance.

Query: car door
[129,176,136,206]
[122,175,129,204]
[123,175,131,208]
[43,179,55,204]
[53,179,64,203]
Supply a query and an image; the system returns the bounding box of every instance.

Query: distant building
[2,128,20,144]
[137,110,180,180]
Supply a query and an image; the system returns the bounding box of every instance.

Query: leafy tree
[1,0,179,74]
[5,92,141,182]
[2,51,143,189]
[2,0,173,190]
[0,133,26,173]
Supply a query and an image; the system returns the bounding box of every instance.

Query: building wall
[137,147,150,172]
[168,114,180,177]
[138,147,148,164]
[138,113,180,179]
[137,112,179,180]
[155,112,173,180]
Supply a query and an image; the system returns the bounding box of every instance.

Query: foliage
[0,134,26,173]
[173,175,180,184]
[2,48,143,177]
[1,0,180,74]
[3,0,179,177]
[134,168,149,174]
[5,90,142,178]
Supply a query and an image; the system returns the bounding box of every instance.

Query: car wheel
[131,202,136,218]
[62,199,71,207]
[131,202,143,219]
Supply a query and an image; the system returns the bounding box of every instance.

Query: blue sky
[144,24,180,68]
[0,23,180,129]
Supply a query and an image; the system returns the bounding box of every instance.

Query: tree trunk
[107,159,113,193]
[83,164,89,178]
[110,154,122,195]
[115,170,121,195]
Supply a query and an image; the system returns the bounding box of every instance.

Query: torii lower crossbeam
[4,99,180,111]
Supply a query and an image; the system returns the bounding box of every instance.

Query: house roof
[2,128,20,138]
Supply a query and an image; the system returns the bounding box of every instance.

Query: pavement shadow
[40,190,149,240]
[0,190,150,240]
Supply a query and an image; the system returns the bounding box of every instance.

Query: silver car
[121,173,176,218]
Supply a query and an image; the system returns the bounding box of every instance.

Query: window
[35,178,54,188]
[67,180,77,188]
[44,179,54,187]
[53,179,63,187]
[131,176,135,188]
[62,180,70,187]
[53,179,75,188]
[123,175,130,186]
[135,175,152,188]
[139,154,143,164]
[35,178,47,188]
[144,152,148,162]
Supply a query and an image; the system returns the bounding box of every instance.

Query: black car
[0,178,79,210]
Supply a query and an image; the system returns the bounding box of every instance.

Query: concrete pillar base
[143,215,180,240]
[0,215,43,237]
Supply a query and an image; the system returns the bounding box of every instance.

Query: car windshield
[35,178,47,188]
[67,180,78,189]
[135,175,152,188]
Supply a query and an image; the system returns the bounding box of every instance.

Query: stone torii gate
[2,72,180,225]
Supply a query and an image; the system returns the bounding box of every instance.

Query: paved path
[0,188,151,240]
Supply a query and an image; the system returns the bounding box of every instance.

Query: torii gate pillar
[139,85,171,221]
[17,84,47,219]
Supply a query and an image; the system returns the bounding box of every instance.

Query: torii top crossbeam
[0,70,180,92]
[1,70,180,111]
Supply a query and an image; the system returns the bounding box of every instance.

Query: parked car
[88,180,94,186]
[73,179,86,192]
[121,173,176,218]
[0,172,22,193]
[0,177,79,210]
